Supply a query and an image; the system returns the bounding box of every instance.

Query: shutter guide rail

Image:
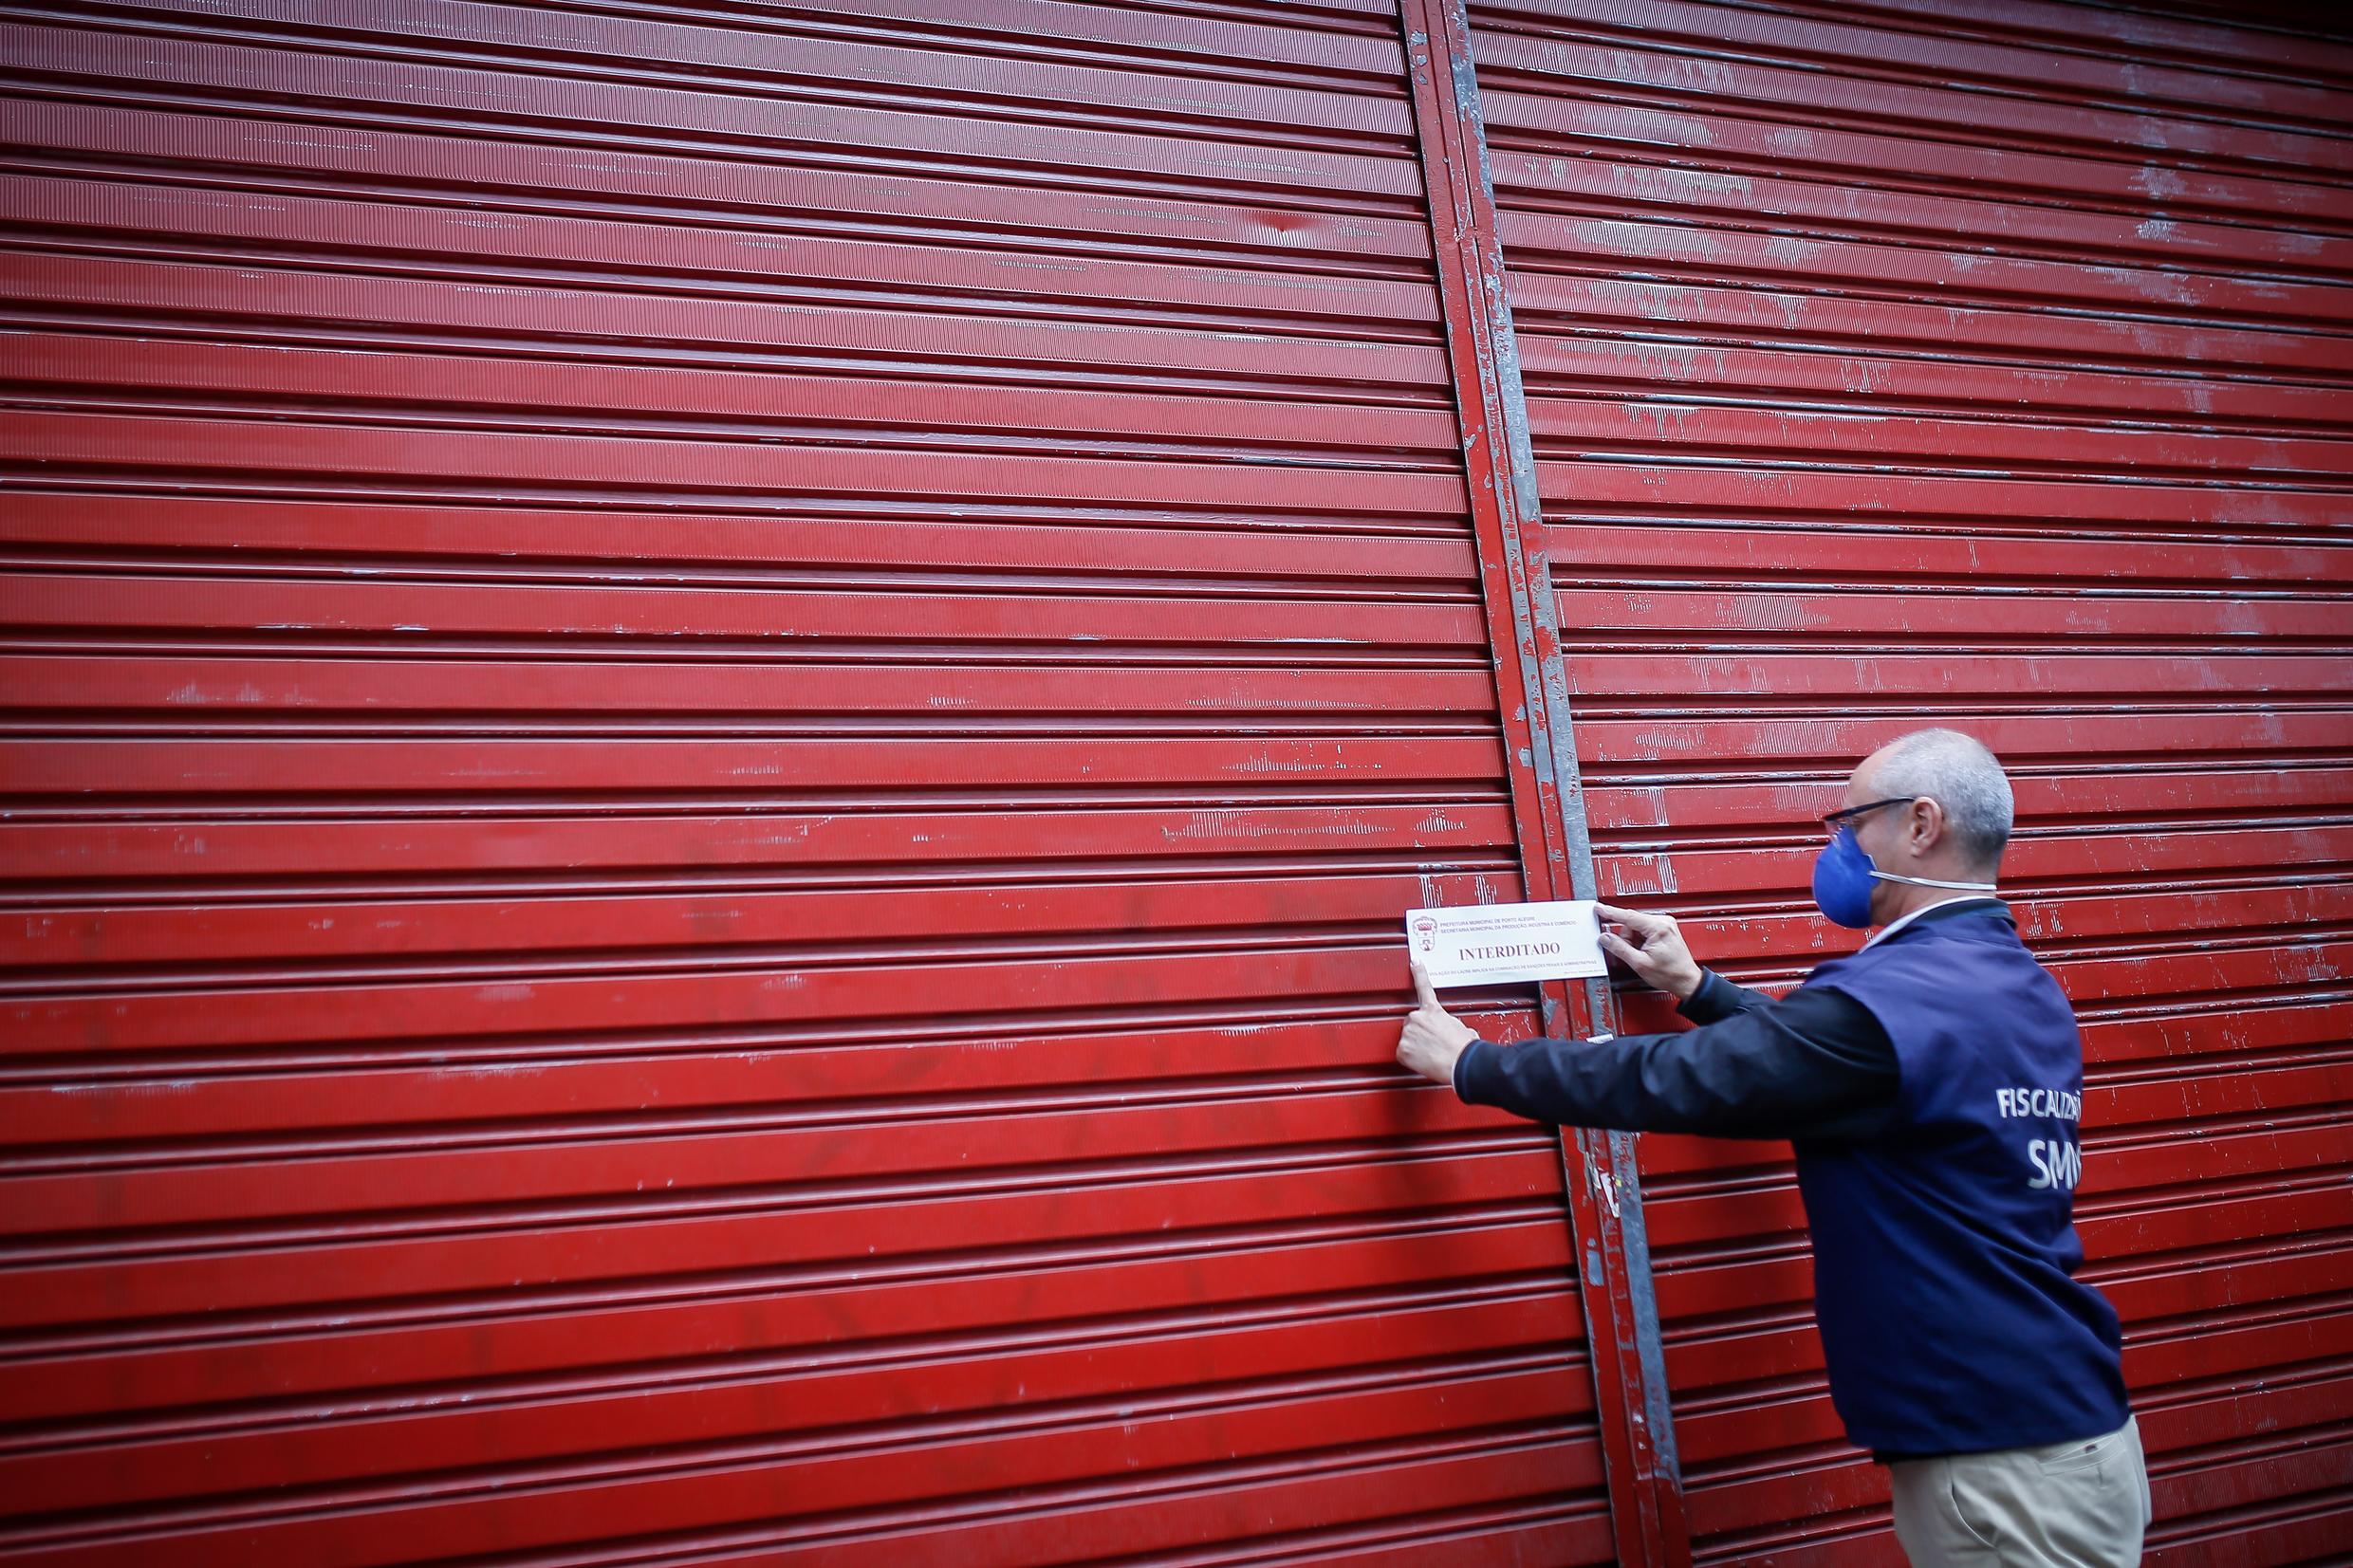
[1399,3,1691,1563]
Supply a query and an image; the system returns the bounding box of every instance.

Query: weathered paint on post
[1399,2,1692,1562]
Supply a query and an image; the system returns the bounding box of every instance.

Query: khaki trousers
[1888,1416,2150,1567]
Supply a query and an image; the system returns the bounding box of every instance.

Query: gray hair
[1865,729,2014,872]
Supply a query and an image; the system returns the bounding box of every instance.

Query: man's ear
[1908,797,1945,856]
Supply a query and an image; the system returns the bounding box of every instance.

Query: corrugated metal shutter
[0,3,1626,1562]
[1467,1,2353,1562]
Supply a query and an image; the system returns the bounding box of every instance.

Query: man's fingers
[1593,901,1668,939]
[1409,960,1439,1009]
[1598,931,1656,972]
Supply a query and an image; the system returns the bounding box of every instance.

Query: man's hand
[1595,902,1704,1002]
[1397,962,1480,1087]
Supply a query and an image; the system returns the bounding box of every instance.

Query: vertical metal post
[1397,3,1690,1563]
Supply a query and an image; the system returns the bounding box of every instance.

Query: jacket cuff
[1677,969,1739,1025]
[1453,1037,1493,1103]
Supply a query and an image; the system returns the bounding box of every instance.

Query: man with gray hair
[1397,729,2148,1567]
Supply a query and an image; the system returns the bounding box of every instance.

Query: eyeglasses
[1820,796,1920,834]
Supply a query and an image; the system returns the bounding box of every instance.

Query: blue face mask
[1811,823,2000,930]
[1811,825,1881,929]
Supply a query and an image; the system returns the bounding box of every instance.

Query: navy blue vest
[1793,906,2130,1456]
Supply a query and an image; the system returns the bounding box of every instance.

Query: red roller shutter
[1468,1,2353,1563]
[0,3,1630,1563]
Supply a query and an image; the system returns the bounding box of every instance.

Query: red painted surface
[0,3,1614,1564]
[1471,0,2353,1562]
[1402,3,1689,1561]
[5,1,2350,1563]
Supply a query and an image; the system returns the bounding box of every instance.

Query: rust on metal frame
[1396,1,1690,1563]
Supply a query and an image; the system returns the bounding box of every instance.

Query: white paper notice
[1403,900,1607,987]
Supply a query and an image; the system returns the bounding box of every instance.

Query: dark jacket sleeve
[1677,968,1778,1024]
[1451,975,1900,1141]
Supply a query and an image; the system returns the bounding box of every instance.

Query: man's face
[1840,754,1904,922]
[1837,765,1873,820]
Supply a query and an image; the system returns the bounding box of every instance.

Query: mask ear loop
[1855,800,1999,894]
[1868,870,1999,892]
